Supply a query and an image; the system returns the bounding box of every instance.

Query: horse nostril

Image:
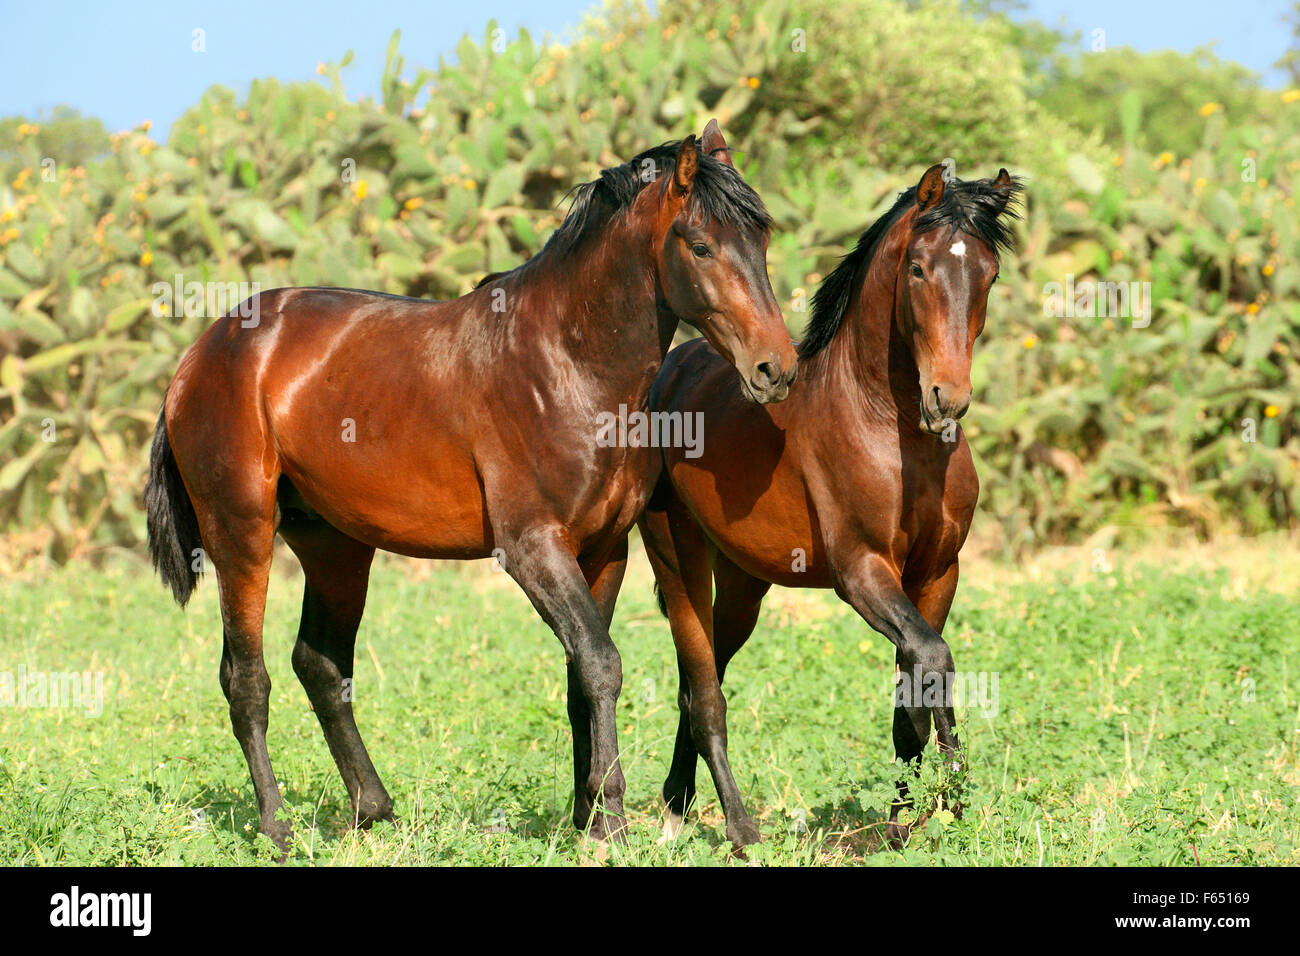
[931,384,943,409]
[755,361,778,388]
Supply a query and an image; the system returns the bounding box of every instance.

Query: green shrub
[0,0,1297,564]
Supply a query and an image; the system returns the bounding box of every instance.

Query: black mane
[542,139,773,260]
[799,174,1023,358]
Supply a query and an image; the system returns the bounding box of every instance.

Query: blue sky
[1,0,1293,137]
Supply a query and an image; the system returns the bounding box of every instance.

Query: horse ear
[991,167,1020,213]
[672,135,699,196]
[916,163,946,211]
[701,119,733,167]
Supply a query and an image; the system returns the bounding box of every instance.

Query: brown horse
[638,164,1022,847]
[144,121,798,852]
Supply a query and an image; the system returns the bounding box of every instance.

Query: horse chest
[558,440,659,547]
[899,457,975,573]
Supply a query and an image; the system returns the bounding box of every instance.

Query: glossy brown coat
[144,123,797,852]
[637,165,1021,847]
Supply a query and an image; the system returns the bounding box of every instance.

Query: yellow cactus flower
[317,62,326,75]
[352,180,368,200]
[1198,102,1221,117]
[1264,405,1279,418]
[1283,89,1300,104]
[748,76,760,90]
[1246,302,1260,315]
[1022,334,1038,349]
[403,196,424,211]
[139,250,153,267]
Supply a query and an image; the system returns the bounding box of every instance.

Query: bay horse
[144,121,798,852]
[638,164,1022,848]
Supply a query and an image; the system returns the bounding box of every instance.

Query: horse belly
[271,407,490,559]
[669,458,834,589]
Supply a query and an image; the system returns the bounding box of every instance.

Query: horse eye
[992,273,1000,284]
[691,243,712,259]
[910,263,924,279]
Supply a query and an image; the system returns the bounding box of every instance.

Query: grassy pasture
[1,538,1297,865]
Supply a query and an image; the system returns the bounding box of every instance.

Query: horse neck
[808,220,920,422]
[512,211,677,400]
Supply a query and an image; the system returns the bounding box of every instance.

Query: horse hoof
[659,810,685,844]
[583,812,628,847]
[352,798,395,830]
[579,833,611,864]
[885,821,910,851]
[727,819,761,848]
[261,820,293,861]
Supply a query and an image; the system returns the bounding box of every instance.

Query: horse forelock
[542,140,772,261]
[799,174,1023,359]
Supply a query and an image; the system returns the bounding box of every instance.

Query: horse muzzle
[920,382,970,435]
[743,354,798,404]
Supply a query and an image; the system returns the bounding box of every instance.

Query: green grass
[1,548,1297,866]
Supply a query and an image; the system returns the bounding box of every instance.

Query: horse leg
[713,554,772,681]
[704,556,771,839]
[192,496,287,851]
[836,554,961,850]
[568,538,628,831]
[641,500,758,847]
[660,553,768,840]
[502,525,627,842]
[905,561,965,822]
[279,517,392,830]
[639,498,706,836]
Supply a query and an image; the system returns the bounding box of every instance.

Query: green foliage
[1272,1,1300,87]
[1037,46,1272,157]
[969,102,1300,548]
[0,0,1298,562]
[1,557,1296,864]
[0,107,110,181]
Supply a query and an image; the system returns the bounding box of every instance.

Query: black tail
[144,405,202,607]
[654,582,668,618]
